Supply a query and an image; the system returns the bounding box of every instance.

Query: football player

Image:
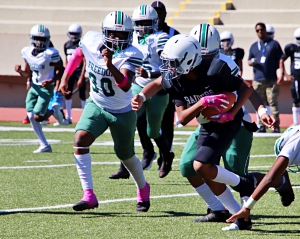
[109,5,173,179]
[63,24,86,124]
[179,24,275,226]
[131,34,268,230]
[59,11,150,213]
[220,31,244,77]
[15,24,64,153]
[227,125,296,224]
[279,27,300,126]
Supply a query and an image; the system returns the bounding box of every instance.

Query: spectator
[63,24,86,124]
[279,27,300,126]
[248,22,283,133]
[220,31,244,76]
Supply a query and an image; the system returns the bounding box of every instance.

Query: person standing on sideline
[248,22,283,133]
[63,24,86,124]
[59,11,150,212]
[109,1,179,179]
[279,27,300,126]
[15,24,64,153]
[220,31,244,77]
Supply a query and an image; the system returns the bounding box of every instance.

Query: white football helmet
[30,24,50,50]
[159,34,202,83]
[102,11,134,52]
[294,27,300,45]
[220,31,234,50]
[132,5,158,37]
[189,23,220,55]
[67,23,82,42]
[266,24,275,39]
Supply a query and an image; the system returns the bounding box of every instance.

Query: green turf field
[0,122,298,238]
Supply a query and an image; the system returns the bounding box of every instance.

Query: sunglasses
[256,28,265,33]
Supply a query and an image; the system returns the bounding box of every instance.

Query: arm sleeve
[49,48,61,63]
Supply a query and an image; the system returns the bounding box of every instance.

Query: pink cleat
[73,189,99,211]
[136,182,150,212]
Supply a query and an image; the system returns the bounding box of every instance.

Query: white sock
[122,155,146,189]
[74,153,93,190]
[216,186,241,214]
[27,111,48,147]
[292,107,299,125]
[194,183,226,211]
[81,100,86,109]
[65,99,72,119]
[213,165,240,186]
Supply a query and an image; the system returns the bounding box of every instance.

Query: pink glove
[200,94,230,113]
[209,112,234,123]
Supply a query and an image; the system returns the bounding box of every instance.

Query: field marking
[0,126,283,137]
[1,186,300,214]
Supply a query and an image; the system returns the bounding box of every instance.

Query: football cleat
[194,209,230,223]
[136,182,150,212]
[73,190,99,211]
[222,217,252,231]
[236,175,257,198]
[22,117,30,124]
[33,145,52,153]
[276,170,295,207]
[142,152,157,170]
[159,152,174,178]
[109,170,130,179]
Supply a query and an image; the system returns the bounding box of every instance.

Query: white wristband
[138,92,146,102]
[147,71,151,78]
[244,196,257,210]
[26,81,31,85]
[258,108,268,118]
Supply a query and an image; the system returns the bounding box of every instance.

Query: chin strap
[139,34,149,45]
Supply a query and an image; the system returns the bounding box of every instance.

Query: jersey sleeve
[208,58,242,91]
[47,48,61,63]
[284,43,293,58]
[236,48,245,60]
[21,47,28,60]
[156,32,169,54]
[121,50,143,73]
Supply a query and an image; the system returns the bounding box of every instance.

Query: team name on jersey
[87,61,112,76]
[294,52,300,58]
[184,89,214,105]
[28,63,45,70]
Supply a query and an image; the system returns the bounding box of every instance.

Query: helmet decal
[200,23,209,49]
[115,11,124,25]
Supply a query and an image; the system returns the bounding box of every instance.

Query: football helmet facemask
[132,5,158,37]
[294,27,300,46]
[189,23,220,56]
[159,34,202,87]
[68,23,82,42]
[220,31,234,50]
[30,24,50,51]
[102,11,134,52]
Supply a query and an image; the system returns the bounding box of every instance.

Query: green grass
[0,122,298,238]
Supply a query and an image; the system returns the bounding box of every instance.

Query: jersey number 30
[89,72,115,97]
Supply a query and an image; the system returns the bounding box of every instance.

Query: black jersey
[220,47,244,66]
[64,39,83,74]
[283,43,300,77]
[162,58,244,122]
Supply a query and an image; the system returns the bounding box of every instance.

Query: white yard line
[0,126,283,137]
[1,187,300,214]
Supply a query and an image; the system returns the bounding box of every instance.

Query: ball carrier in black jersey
[132,34,257,231]
[64,24,86,124]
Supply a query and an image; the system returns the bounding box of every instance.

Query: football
[201,91,237,118]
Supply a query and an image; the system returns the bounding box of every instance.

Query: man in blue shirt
[248,22,283,133]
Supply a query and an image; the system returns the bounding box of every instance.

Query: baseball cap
[151,1,166,11]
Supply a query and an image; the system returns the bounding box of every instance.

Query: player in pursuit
[59,11,150,212]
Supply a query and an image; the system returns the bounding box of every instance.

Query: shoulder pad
[207,58,231,78]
